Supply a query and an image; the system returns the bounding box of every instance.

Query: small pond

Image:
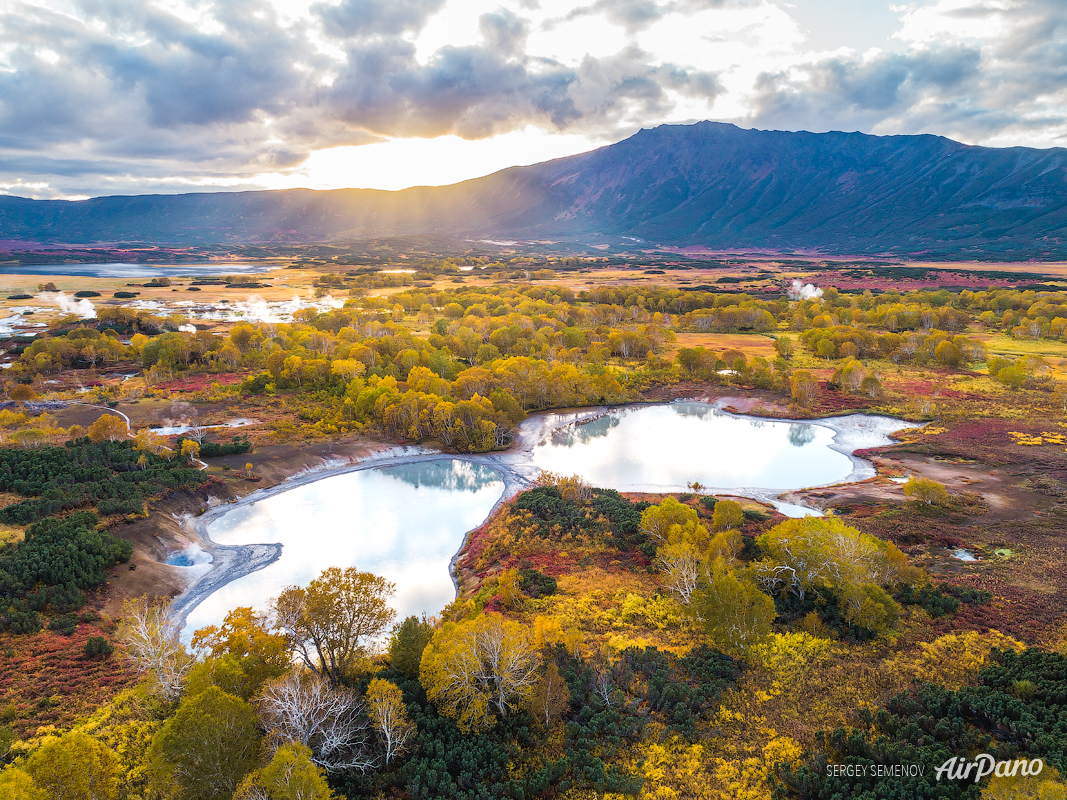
[531,403,878,495]
[180,460,503,640]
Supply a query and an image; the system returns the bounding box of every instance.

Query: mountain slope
[2,122,1066,257]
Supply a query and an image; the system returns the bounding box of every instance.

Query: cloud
[745,0,1067,146]
[749,45,982,126]
[316,0,448,38]
[0,0,1064,198]
[479,8,529,57]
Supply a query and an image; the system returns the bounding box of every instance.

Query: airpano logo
[826,755,1044,783]
[935,755,1044,783]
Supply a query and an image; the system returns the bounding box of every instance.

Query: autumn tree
[642,497,714,604]
[366,678,414,768]
[192,606,290,693]
[87,413,127,442]
[640,496,700,544]
[690,559,775,657]
[755,517,913,601]
[257,669,374,774]
[773,336,795,359]
[903,476,950,506]
[707,529,743,562]
[274,567,395,685]
[25,730,121,800]
[134,427,168,456]
[119,596,194,702]
[0,768,48,800]
[258,743,334,800]
[148,686,261,800]
[8,384,36,406]
[656,537,703,604]
[712,499,744,532]
[981,764,1067,799]
[529,662,571,730]
[234,757,332,800]
[533,471,592,502]
[790,370,819,408]
[496,568,526,610]
[179,438,200,465]
[841,582,901,633]
[420,612,542,733]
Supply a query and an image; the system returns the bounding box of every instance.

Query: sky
[0,0,1065,199]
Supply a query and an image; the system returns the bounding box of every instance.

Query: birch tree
[366,678,414,768]
[690,558,775,657]
[258,669,375,774]
[419,613,541,733]
[530,662,570,730]
[120,596,193,702]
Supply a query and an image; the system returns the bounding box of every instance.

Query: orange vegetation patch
[0,625,135,737]
[666,332,778,359]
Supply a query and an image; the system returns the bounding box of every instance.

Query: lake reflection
[181,460,503,640]
[531,403,853,493]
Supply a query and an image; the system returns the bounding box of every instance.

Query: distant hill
[2,122,1067,258]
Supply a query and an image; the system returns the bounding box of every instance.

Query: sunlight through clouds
[0,0,1064,198]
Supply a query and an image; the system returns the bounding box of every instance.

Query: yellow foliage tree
[840,582,900,633]
[690,558,775,656]
[640,496,700,544]
[420,613,541,733]
[529,662,570,730]
[533,471,592,502]
[755,516,913,601]
[366,679,414,768]
[25,730,121,800]
[886,630,1024,691]
[273,567,396,685]
[179,438,200,465]
[982,765,1067,800]
[496,568,526,610]
[134,427,168,456]
[903,476,950,505]
[0,767,48,800]
[88,413,127,442]
[712,500,744,532]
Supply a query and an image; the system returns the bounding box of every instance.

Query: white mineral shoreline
[168,403,917,627]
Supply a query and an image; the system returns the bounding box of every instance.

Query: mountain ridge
[2,121,1066,258]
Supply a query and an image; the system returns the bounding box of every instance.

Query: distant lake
[0,263,274,278]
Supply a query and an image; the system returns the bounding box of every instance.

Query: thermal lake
[176,404,913,639]
[180,460,504,640]
[531,403,854,493]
